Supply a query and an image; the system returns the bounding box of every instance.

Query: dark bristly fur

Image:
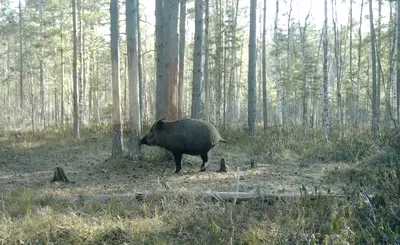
[140,118,226,173]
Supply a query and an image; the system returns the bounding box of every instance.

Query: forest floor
[0,126,398,244]
[0,128,350,199]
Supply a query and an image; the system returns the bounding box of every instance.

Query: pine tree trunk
[178,0,186,118]
[137,0,143,120]
[356,0,364,127]
[385,5,395,123]
[155,0,166,120]
[396,0,400,122]
[39,0,45,129]
[60,6,65,127]
[19,0,23,109]
[248,0,257,133]
[377,0,382,124]
[72,0,80,138]
[111,0,123,156]
[204,0,210,121]
[262,0,267,129]
[274,0,283,129]
[349,0,354,125]
[191,0,203,119]
[369,0,378,138]
[323,0,329,140]
[126,0,141,161]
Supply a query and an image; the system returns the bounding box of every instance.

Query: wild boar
[140,118,226,173]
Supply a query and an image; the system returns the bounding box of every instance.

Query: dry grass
[0,124,399,244]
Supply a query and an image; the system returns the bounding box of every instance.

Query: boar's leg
[173,152,183,174]
[200,152,210,172]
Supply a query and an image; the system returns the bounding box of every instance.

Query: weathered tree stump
[218,157,229,172]
[50,167,74,183]
[250,158,257,168]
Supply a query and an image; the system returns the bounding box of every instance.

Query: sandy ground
[0,132,351,198]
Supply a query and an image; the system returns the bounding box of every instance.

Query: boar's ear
[155,119,164,131]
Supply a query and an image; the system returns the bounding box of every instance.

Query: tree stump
[50,167,73,183]
[250,158,257,168]
[218,157,229,172]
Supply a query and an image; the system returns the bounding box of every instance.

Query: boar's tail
[220,139,227,143]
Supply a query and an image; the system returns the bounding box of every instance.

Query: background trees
[0,0,398,139]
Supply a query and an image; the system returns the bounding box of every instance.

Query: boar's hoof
[199,167,207,172]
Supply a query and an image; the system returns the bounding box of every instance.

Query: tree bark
[18,0,23,109]
[356,0,364,126]
[396,0,400,122]
[274,0,283,129]
[72,0,80,138]
[301,8,311,129]
[126,0,142,161]
[349,0,354,124]
[323,0,329,140]
[111,0,123,156]
[204,0,210,121]
[262,0,267,129]
[39,0,45,128]
[248,0,257,133]
[60,1,65,127]
[191,0,203,119]
[137,0,143,121]
[369,0,378,138]
[155,0,165,120]
[178,0,186,118]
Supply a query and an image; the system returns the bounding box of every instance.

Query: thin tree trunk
[396,0,400,122]
[349,0,354,124]
[191,0,203,119]
[369,0,378,138]
[274,0,283,129]
[178,0,186,118]
[19,0,23,109]
[78,0,84,127]
[385,4,395,123]
[60,5,65,126]
[248,0,257,133]
[301,7,311,129]
[111,0,123,156]
[356,0,364,126]
[323,0,329,140]
[377,0,382,124]
[39,0,45,128]
[72,0,80,137]
[204,0,210,121]
[126,0,141,161]
[137,0,143,121]
[262,0,267,129]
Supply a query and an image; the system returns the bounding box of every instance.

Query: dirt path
[0,133,351,198]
